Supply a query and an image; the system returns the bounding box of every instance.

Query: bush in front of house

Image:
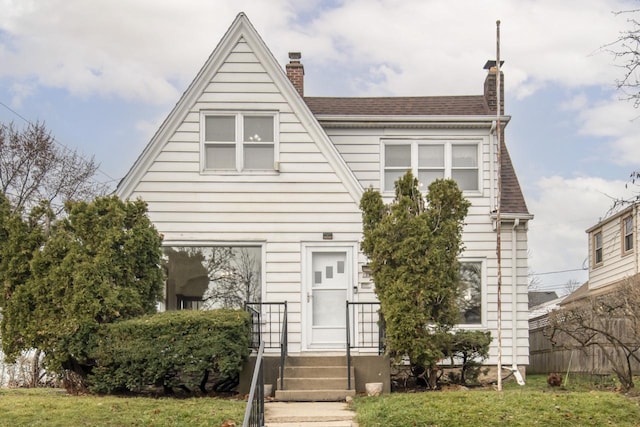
[88,309,251,395]
[443,330,491,385]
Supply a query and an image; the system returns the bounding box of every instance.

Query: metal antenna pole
[495,19,503,393]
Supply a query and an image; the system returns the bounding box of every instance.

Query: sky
[1,0,639,297]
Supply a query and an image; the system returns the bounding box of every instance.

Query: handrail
[244,302,287,349]
[242,341,265,427]
[346,301,383,390]
[346,301,352,390]
[280,301,288,391]
[244,301,288,392]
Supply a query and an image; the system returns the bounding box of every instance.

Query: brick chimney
[286,52,304,97]
[483,60,504,115]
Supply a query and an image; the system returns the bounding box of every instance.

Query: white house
[116,13,532,397]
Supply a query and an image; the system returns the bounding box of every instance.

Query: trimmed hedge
[89,309,251,394]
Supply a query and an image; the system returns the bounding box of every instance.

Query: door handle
[307,292,311,303]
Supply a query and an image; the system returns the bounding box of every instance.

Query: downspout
[635,203,639,275]
[511,218,525,385]
[489,120,497,213]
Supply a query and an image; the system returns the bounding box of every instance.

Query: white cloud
[573,96,640,164]
[560,94,589,111]
[0,0,636,104]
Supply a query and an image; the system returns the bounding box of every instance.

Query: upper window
[457,261,483,325]
[593,231,603,266]
[623,216,634,253]
[202,112,277,172]
[383,140,479,192]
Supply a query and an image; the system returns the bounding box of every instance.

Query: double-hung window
[202,112,277,172]
[383,140,479,192]
[593,231,603,266]
[623,216,634,254]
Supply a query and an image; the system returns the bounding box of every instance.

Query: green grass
[2,375,640,426]
[0,388,245,427]
[352,375,640,427]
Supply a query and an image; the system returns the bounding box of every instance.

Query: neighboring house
[529,202,640,374]
[583,202,640,293]
[116,13,532,391]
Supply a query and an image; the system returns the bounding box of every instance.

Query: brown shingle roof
[304,96,491,116]
[500,139,529,215]
[304,96,530,215]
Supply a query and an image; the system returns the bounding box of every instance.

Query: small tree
[1,196,164,386]
[360,171,470,388]
[545,276,640,392]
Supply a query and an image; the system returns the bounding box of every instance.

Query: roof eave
[585,202,637,233]
[315,114,511,128]
[491,212,535,221]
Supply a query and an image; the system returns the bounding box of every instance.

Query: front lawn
[0,388,245,427]
[2,375,640,426]
[352,375,640,426]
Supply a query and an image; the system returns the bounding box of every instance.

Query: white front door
[305,247,353,349]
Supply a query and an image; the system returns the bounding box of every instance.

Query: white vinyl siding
[126,38,366,354]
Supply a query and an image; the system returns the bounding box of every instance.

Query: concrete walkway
[264,401,359,427]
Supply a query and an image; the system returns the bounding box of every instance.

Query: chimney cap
[289,52,302,61]
[483,60,504,70]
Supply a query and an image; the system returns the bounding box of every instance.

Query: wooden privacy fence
[528,315,640,375]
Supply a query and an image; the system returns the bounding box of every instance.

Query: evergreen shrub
[89,309,251,394]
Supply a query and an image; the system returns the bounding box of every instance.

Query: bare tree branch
[0,122,107,215]
[545,276,640,391]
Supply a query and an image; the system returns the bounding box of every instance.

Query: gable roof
[116,13,363,204]
[304,97,530,215]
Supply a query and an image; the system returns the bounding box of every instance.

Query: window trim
[593,230,603,267]
[200,111,280,174]
[381,138,481,194]
[456,258,487,328]
[622,215,634,255]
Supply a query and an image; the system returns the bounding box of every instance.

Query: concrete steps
[275,356,355,402]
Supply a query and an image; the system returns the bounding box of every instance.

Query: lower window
[458,261,483,325]
[163,246,262,310]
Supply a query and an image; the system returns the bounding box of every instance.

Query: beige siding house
[116,13,532,383]
[585,204,640,291]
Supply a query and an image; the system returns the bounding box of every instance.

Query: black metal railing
[279,304,288,390]
[346,301,384,390]
[245,302,288,350]
[244,301,288,390]
[245,304,261,349]
[242,341,265,427]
